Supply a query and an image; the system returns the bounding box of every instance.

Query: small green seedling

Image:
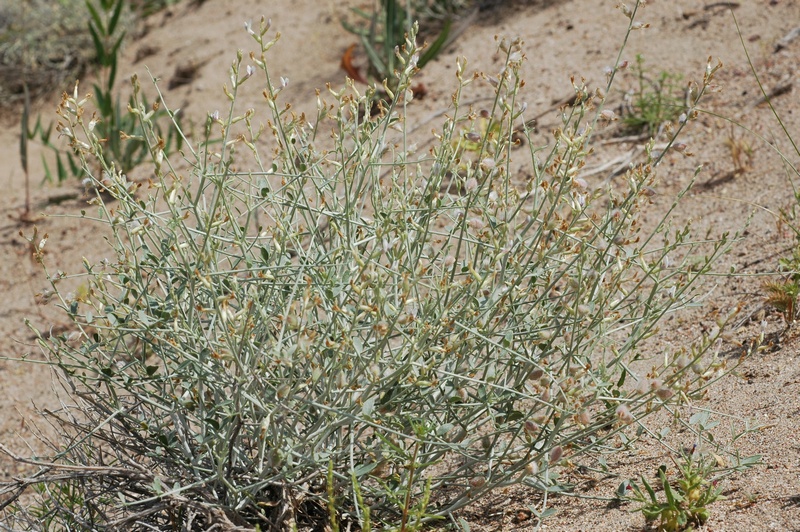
[763,278,799,324]
[621,448,724,531]
[763,246,800,325]
[622,54,687,136]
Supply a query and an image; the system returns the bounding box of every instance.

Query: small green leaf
[41,155,54,184]
[20,85,29,174]
[436,423,454,437]
[85,1,105,36]
[641,475,657,502]
[538,507,558,519]
[616,479,631,499]
[361,396,376,417]
[499,410,524,423]
[418,18,451,69]
[360,35,387,78]
[108,0,124,35]
[88,23,107,65]
[689,410,709,426]
[616,368,627,387]
[56,155,67,183]
[67,153,81,177]
[352,462,377,478]
[151,476,163,495]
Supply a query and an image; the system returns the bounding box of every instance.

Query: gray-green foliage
[11,11,739,530]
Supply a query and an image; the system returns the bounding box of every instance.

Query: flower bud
[616,404,634,424]
[528,368,544,381]
[470,477,486,488]
[549,446,563,464]
[655,387,674,400]
[599,109,618,122]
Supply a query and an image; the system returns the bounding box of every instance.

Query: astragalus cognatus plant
[7,6,740,530]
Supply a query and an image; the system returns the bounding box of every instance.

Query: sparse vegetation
[11,0,183,184]
[731,14,800,330]
[723,126,754,175]
[621,54,689,137]
[341,0,467,94]
[84,0,184,178]
[623,451,724,532]
[621,410,759,532]
[763,255,800,325]
[1,1,782,530]
[0,0,98,106]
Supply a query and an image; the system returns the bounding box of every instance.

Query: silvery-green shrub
[16,13,739,530]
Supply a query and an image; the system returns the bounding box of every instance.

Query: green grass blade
[108,0,124,36]
[56,154,68,183]
[40,155,53,184]
[85,1,106,36]
[88,23,107,65]
[360,35,386,79]
[418,18,451,69]
[641,475,657,503]
[20,84,29,175]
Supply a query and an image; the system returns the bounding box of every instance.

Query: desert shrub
[6,6,746,530]
[0,0,97,106]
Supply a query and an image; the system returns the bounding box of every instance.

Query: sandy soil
[2,0,800,529]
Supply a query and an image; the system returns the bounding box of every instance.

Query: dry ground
[2,0,800,529]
